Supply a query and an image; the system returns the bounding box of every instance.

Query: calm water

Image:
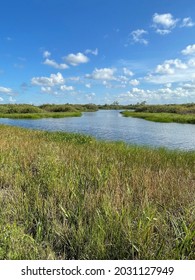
[0,110,195,150]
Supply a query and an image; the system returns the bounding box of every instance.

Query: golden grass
[0,124,194,259]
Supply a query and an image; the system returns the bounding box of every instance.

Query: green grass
[0,125,194,259]
[121,111,195,124]
[134,103,195,114]
[0,112,82,119]
[0,103,95,119]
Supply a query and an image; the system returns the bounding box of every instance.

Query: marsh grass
[0,104,97,119]
[0,125,194,259]
[121,111,195,124]
[0,112,81,119]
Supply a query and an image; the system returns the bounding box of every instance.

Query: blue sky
[1,0,195,105]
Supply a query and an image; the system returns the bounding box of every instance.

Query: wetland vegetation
[0,124,194,260]
[0,104,97,119]
[121,103,195,124]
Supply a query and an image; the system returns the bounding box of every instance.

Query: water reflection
[0,110,195,150]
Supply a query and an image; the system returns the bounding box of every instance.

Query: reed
[121,111,195,124]
[0,125,194,259]
[0,112,82,119]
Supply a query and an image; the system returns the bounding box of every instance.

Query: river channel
[0,110,195,150]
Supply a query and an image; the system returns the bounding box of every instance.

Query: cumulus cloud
[152,13,179,34]
[117,84,195,103]
[123,67,134,76]
[0,86,14,95]
[129,79,140,86]
[153,13,178,28]
[181,44,195,55]
[180,17,195,27]
[152,13,194,34]
[131,29,148,45]
[117,76,129,85]
[60,85,74,91]
[41,86,54,94]
[64,52,89,66]
[43,58,69,70]
[86,68,116,80]
[0,97,4,102]
[144,44,195,85]
[145,56,195,84]
[155,59,187,75]
[31,72,65,86]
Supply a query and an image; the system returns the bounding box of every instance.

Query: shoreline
[121,111,195,124]
[0,111,82,119]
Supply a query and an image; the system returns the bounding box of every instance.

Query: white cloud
[0,97,4,102]
[188,58,195,66]
[41,86,54,94]
[117,88,151,102]
[86,68,116,80]
[39,81,74,94]
[180,17,195,27]
[131,29,148,45]
[182,82,195,90]
[43,58,69,70]
[152,14,194,34]
[0,86,13,95]
[85,83,91,88]
[152,13,179,34]
[123,67,134,76]
[153,13,178,29]
[155,59,187,75]
[64,52,89,66]
[181,44,195,55]
[60,85,74,91]
[146,57,195,84]
[155,29,171,35]
[117,76,129,85]
[129,79,140,86]
[117,85,195,103]
[85,48,98,56]
[43,51,51,58]
[31,72,65,86]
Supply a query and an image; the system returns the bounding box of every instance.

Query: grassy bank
[121,111,195,124]
[0,125,194,259]
[0,104,95,119]
[0,111,82,119]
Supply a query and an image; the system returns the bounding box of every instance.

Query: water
[0,110,195,150]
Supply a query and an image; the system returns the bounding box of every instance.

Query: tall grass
[0,125,194,259]
[0,112,81,119]
[121,111,195,124]
[134,103,195,114]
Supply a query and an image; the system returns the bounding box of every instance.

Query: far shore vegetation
[0,102,194,124]
[0,104,96,119]
[121,103,195,124]
[0,124,194,260]
[0,102,136,119]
